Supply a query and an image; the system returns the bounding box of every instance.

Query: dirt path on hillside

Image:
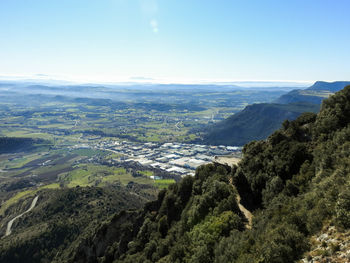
[5,195,39,237]
[215,156,253,229]
[236,193,252,229]
[229,178,252,229]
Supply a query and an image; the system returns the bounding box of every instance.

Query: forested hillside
[203,81,350,146]
[0,185,150,263]
[57,85,350,262]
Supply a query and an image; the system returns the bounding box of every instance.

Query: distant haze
[0,75,311,89]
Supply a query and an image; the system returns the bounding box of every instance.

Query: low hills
[203,81,350,146]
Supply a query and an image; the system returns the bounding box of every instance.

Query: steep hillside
[203,81,349,146]
[203,102,319,146]
[59,85,350,263]
[307,81,350,92]
[0,185,150,263]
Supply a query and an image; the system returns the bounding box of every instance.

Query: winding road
[5,195,39,237]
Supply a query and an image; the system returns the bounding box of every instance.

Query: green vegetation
[0,85,285,145]
[36,85,350,263]
[70,148,108,157]
[138,170,154,177]
[0,186,148,263]
[0,189,35,216]
[69,165,245,263]
[59,164,154,188]
[153,179,176,189]
[2,83,350,263]
[0,149,159,225]
[1,183,62,216]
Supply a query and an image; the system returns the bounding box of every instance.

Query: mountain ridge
[203,81,350,146]
[275,81,350,104]
[202,102,319,146]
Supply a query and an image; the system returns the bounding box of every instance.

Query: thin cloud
[150,19,159,33]
[139,0,159,33]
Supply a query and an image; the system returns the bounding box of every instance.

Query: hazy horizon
[0,74,316,88]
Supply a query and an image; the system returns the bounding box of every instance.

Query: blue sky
[0,0,349,83]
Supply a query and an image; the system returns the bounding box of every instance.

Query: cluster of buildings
[95,140,242,177]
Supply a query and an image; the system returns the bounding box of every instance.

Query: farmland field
[0,82,288,228]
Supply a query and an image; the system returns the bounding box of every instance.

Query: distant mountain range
[275,81,350,104]
[0,76,310,89]
[203,81,350,146]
